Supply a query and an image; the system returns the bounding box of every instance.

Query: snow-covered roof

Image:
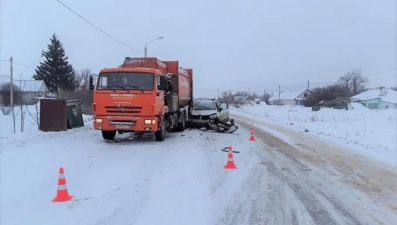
[234,95,246,101]
[381,90,397,104]
[350,88,397,104]
[0,79,47,92]
[17,80,47,92]
[269,89,307,101]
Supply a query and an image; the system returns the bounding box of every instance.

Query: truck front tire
[102,130,116,140]
[155,118,166,141]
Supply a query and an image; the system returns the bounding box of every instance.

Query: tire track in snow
[228,116,397,225]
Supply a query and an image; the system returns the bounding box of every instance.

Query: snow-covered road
[227,114,397,225]
[1,113,396,225]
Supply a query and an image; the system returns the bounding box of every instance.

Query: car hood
[190,109,217,116]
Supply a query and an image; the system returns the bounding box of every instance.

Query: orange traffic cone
[224,146,237,169]
[249,128,256,141]
[52,167,73,202]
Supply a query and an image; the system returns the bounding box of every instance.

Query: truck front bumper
[93,116,158,132]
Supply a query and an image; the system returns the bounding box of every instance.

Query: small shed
[39,99,84,132]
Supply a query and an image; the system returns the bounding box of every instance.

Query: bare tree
[0,82,22,106]
[337,69,367,97]
[26,100,40,129]
[263,93,270,103]
[305,84,346,107]
[76,68,92,90]
[235,91,248,96]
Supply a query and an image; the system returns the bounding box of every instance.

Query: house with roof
[233,95,256,105]
[349,87,397,109]
[269,89,311,106]
[0,79,49,105]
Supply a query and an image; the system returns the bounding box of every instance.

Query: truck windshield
[192,102,217,110]
[97,72,154,90]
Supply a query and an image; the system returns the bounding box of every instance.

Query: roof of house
[0,79,47,92]
[269,89,308,101]
[233,95,246,101]
[245,95,255,101]
[350,88,397,104]
[17,80,47,92]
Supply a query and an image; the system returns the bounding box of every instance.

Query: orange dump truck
[89,57,193,141]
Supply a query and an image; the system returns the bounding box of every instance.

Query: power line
[311,81,336,85]
[56,0,143,53]
[367,73,397,81]
[13,61,35,70]
[364,68,397,78]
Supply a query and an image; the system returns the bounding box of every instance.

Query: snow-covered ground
[231,102,397,166]
[0,104,259,225]
[1,103,396,225]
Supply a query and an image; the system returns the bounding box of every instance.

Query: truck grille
[105,106,142,114]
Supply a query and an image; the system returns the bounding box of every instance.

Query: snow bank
[1,103,260,225]
[232,104,397,165]
[0,103,93,139]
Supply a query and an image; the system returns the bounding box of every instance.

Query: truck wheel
[176,112,186,132]
[155,118,166,141]
[102,130,116,140]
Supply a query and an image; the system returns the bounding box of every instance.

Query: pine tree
[33,33,77,97]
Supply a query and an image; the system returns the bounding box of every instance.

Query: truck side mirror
[89,76,94,90]
[158,76,166,90]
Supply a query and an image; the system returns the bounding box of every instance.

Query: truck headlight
[144,119,156,124]
[95,118,103,123]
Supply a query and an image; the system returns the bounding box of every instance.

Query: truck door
[218,102,230,122]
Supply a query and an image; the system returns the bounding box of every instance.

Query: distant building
[233,95,255,105]
[349,87,397,109]
[0,79,49,105]
[18,80,49,104]
[269,89,311,106]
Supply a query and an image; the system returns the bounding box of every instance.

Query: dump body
[91,57,193,141]
[122,57,193,107]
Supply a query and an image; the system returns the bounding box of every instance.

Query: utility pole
[217,89,219,100]
[278,85,281,105]
[20,78,23,132]
[10,57,15,133]
[307,81,310,90]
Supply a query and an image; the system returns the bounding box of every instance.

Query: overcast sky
[1,0,396,98]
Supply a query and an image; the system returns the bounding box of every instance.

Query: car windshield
[97,72,154,90]
[192,101,217,110]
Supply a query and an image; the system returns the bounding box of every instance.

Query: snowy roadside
[0,104,261,225]
[231,104,397,166]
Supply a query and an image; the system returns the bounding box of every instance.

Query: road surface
[218,113,397,225]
